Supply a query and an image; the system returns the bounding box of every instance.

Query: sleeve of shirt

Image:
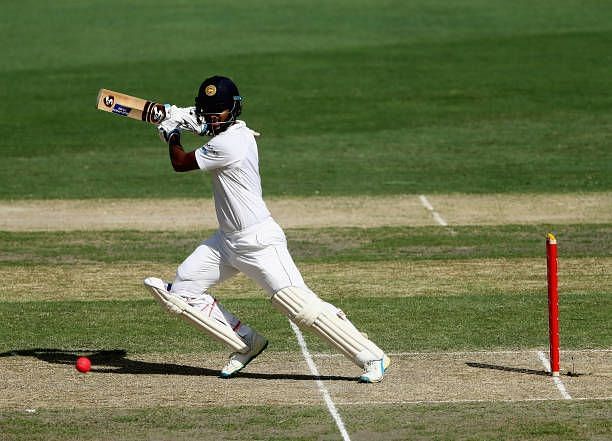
[194,139,242,171]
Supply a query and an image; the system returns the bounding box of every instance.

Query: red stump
[546,233,560,377]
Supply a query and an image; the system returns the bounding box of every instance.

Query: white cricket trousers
[172,217,306,297]
[169,217,310,340]
[169,216,373,365]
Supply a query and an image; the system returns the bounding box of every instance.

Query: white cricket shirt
[194,120,271,233]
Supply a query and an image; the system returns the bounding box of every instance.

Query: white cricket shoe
[220,332,268,378]
[359,354,391,383]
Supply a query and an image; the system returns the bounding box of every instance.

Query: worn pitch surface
[1,351,609,410]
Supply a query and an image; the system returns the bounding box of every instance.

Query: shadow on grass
[466,361,549,376]
[0,348,355,382]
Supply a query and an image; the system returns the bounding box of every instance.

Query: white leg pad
[144,277,248,353]
[271,286,384,368]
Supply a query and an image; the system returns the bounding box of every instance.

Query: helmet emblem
[205,85,217,96]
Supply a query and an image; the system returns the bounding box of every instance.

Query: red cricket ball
[76,356,91,373]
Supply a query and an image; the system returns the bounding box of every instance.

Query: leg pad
[271,286,384,367]
[144,277,248,353]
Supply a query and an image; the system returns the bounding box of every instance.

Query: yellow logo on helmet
[205,85,217,96]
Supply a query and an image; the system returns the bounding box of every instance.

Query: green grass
[1,1,611,198]
[1,401,610,441]
[1,291,609,355]
[1,224,610,265]
[0,405,337,441]
[1,2,611,439]
[342,401,612,441]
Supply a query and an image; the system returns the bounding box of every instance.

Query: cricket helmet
[195,75,242,135]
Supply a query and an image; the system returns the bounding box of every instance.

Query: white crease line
[312,349,612,358]
[419,195,455,233]
[289,321,352,441]
[537,351,572,400]
[335,396,611,406]
[418,195,445,224]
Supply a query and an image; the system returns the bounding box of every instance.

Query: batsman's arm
[166,131,199,172]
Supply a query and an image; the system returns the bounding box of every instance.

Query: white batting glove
[157,105,207,143]
[158,119,179,143]
[167,105,207,135]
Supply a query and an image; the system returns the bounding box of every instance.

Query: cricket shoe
[220,332,268,378]
[358,354,391,383]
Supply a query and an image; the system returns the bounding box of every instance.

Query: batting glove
[166,105,207,135]
[157,105,207,143]
[159,126,181,145]
[157,119,176,143]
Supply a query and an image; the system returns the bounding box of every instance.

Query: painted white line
[335,396,611,406]
[537,351,572,400]
[556,348,612,353]
[419,194,447,226]
[289,321,352,441]
[161,396,612,408]
[312,348,612,358]
[313,350,538,358]
[419,195,454,231]
[419,195,447,225]
[419,195,435,211]
[433,212,447,226]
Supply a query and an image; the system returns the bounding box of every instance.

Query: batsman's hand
[157,121,178,144]
[157,105,207,143]
[166,105,207,135]
[158,121,181,145]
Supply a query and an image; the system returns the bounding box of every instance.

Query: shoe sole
[219,340,269,379]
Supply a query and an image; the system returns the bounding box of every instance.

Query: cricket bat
[96,88,167,124]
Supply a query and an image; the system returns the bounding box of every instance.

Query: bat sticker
[112,104,131,116]
[142,102,166,123]
[149,104,166,123]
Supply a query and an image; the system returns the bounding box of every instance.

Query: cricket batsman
[144,75,390,382]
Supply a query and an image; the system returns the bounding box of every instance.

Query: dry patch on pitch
[428,193,612,226]
[0,196,430,231]
[1,193,610,231]
[2,258,610,302]
[0,350,609,410]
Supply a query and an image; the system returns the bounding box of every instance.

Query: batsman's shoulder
[206,130,247,157]
[234,120,261,139]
